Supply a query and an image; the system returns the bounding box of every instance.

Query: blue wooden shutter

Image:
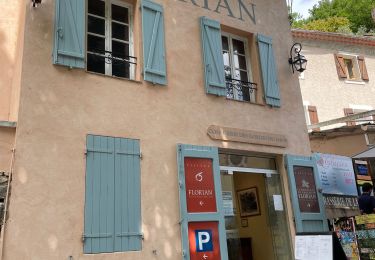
[53,0,85,68]
[177,144,228,260]
[114,137,142,251]
[142,0,167,85]
[285,155,328,233]
[200,17,226,96]
[84,135,141,253]
[84,135,115,253]
[257,34,281,107]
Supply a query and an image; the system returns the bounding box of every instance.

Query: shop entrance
[219,153,292,260]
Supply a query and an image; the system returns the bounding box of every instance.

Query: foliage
[308,0,375,33]
[301,16,352,33]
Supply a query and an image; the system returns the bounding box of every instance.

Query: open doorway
[219,153,292,260]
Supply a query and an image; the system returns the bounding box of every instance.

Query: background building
[293,29,375,190]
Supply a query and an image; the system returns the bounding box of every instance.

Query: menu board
[315,153,357,196]
[295,235,333,260]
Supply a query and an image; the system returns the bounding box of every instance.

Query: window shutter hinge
[84,149,87,156]
[139,151,143,159]
[81,234,86,242]
[178,218,184,225]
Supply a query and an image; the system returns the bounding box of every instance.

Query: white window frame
[339,53,364,84]
[86,0,135,80]
[221,32,255,103]
[303,101,311,127]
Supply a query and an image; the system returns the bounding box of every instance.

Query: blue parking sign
[195,229,213,252]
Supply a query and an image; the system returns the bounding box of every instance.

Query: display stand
[295,232,347,260]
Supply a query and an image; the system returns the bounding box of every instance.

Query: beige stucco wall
[3,0,309,259]
[295,37,375,130]
[310,133,369,157]
[0,0,24,122]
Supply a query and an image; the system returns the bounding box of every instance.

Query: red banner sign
[294,166,320,213]
[184,158,217,213]
[188,221,221,260]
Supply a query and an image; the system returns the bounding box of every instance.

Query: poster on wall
[315,153,357,196]
[293,166,320,213]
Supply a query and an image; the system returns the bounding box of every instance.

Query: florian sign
[184,158,217,213]
[178,0,256,24]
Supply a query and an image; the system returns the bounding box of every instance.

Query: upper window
[221,33,256,102]
[87,0,136,79]
[334,53,369,82]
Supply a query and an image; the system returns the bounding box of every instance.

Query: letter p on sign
[195,230,213,252]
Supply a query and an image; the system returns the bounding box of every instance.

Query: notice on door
[184,158,217,213]
[188,221,221,260]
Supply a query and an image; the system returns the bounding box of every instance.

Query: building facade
[0,1,326,259]
[293,29,375,142]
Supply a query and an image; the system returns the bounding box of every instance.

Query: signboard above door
[207,125,288,147]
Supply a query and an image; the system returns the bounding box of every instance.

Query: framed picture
[237,187,260,217]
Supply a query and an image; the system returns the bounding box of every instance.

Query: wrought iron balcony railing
[88,49,137,66]
[226,78,257,100]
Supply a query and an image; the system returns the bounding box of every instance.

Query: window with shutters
[334,53,369,83]
[221,33,256,102]
[87,0,136,79]
[83,135,142,254]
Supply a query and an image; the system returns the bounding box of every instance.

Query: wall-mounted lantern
[32,0,42,7]
[289,43,307,73]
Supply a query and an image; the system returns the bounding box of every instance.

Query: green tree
[308,0,375,33]
[302,16,352,33]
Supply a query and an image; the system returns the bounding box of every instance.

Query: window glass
[88,0,105,17]
[87,54,105,74]
[112,23,129,41]
[344,59,355,79]
[222,34,254,102]
[87,1,133,79]
[112,4,129,23]
[88,16,105,35]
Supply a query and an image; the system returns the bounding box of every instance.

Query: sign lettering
[179,0,256,24]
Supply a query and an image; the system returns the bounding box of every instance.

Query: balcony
[226,78,257,102]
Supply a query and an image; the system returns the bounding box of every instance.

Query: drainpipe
[0,147,16,260]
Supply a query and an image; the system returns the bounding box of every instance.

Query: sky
[292,0,321,18]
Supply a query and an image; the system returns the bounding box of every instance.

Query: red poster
[184,158,217,213]
[293,166,320,213]
[188,222,221,260]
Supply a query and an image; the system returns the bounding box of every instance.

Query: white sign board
[222,191,234,216]
[295,235,333,260]
[315,153,357,196]
[273,194,284,211]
